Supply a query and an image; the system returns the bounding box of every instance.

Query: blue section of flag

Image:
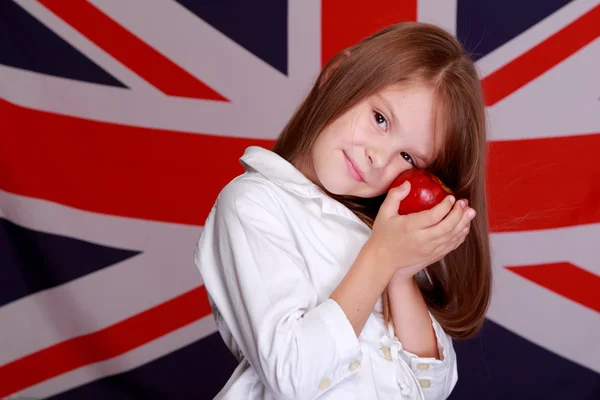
[0,218,140,307]
[0,2,125,87]
[456,0,574,59]
[175,0,288,75]
[47,332,238,400]
[449,319,600,399]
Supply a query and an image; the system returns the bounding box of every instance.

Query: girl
[195,22,492,400]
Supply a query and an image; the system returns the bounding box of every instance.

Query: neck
[293,154,320,188]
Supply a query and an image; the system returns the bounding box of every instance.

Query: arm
[379,189,473,399]
[388,275,458,399]
[388,276,439,358]
[331,239,395,336]
[196,180,390,399]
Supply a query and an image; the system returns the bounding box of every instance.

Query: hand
[368,181,476,278]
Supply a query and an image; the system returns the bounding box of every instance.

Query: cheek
[319,124,347,149]
[336,114,374,146]
[379,163,413,190]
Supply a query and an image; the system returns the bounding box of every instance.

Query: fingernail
[468,210,476,219]
[460,200,466,208]
[462,227,469,234]
[400,181,409,189]
[449,196,456,204]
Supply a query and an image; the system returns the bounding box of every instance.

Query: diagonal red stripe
[38,0,227,101]
[0,99,271,226]
[2,100,599,231]
[481,4,600,106]
[321,0,417,65]
[506,262,600,313]
[0,286,211,398]
[487,133,600,232]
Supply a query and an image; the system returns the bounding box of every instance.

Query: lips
[343,151,365,183]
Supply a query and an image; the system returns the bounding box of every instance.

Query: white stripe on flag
[0,65,256,139]
[12,0,160,95]
[418,0,458,36]
[488,224,600,374]
[287,0,322,97]
[486,38,600,140]
[88,0,292,103]
[475,0,598,78]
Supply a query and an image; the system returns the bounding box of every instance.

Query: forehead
[375,83,435,129]
[373,83,444,163]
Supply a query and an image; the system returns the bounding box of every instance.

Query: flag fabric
[1,0,599,398]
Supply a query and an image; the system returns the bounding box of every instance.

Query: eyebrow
[376,94,433,168]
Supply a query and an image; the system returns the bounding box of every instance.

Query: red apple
[389,169,453,215]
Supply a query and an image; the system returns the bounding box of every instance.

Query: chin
[348,185,385,199]
[315,173,348,196]
[323,181,376,198]
[320,181,347,196]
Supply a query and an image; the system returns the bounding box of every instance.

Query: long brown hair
[273,22,492,340]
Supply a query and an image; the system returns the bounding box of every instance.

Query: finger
[455,207,476,236]
[446,204,476,240]
[425,198,467,238]
[437,231,466,258]
[452,222,470,248]
[379,181,411,219]
[412,194,456,229]
[442,208,474,249]
[433,218,471,257]
[450,232,468,252]
[448,202,475,237]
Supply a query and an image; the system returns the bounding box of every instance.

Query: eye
[401,152,416,167]
[373,111,388,131]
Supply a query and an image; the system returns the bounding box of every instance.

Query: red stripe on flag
[0,286,211,398]
[506,262,600,313]
[321,0,417,65]
[2,100,599,231]
[482,4,600,106]
[487,133,600,232]
[0,99,272,226]
[39,0,227,101]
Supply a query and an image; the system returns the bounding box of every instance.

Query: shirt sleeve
[398,312,458,399]
[195,179,362,400]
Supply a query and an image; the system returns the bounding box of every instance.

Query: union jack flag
[1,0,598,398]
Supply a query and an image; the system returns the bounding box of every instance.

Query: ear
[319,49,351,88]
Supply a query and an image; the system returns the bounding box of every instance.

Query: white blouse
[194,146,458,400]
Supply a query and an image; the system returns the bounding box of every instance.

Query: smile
[343,151,365,183]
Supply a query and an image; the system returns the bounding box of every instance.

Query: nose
[366,147,393,169]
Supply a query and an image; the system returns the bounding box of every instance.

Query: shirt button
[416,363,430,370]
[419,379,432,388]
[381,347,392,361]
[349,360,361,371]
[319,377,332,390]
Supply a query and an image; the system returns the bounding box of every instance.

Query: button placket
[349,359,361,371]
[380,330,417,398]
[418,379,432,388]
[416,363,430,371]
[318,377,332,391]
[381,346,393,361]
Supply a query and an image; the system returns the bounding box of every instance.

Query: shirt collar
[239,146,323,198]
[239,146,370,228]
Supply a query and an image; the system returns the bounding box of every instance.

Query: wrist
[389,270,417,290]
[361,239,395,279]
[361,237,398,279]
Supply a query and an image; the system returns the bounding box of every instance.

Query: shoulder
[214,173,286,221]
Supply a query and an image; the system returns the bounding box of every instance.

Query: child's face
[305,83,443,198]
